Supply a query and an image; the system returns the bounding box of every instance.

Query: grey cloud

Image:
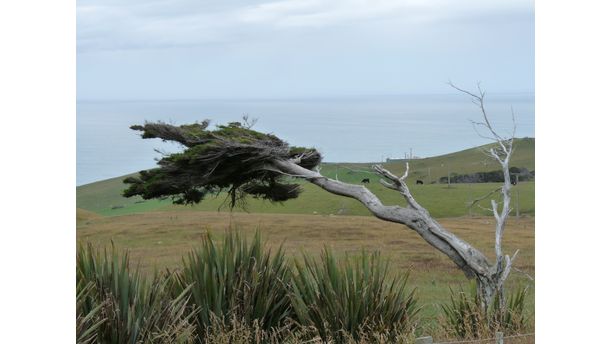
[77,0,533,52]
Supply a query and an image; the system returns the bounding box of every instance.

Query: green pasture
[77,138,534,218]
[78,175,534,218]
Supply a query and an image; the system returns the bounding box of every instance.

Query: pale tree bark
[265,84,518,310]
[450,82,519,309]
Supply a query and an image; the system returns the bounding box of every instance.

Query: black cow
[511,175,519,185]
[361,178,370,183]
[416,180,424,185]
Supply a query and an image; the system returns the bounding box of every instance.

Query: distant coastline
[77,95,534,186]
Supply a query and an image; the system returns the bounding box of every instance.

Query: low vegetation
[77,211,535,317]
[77,230,532,343]
[439,167,534,184]
[291,248,419,342]
[172,231,293,335]
[76,139,535,342]
[76,243,196,344]
[440,283,530,339]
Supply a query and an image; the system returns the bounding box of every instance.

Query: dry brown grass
[77,211,534,321]
[76,207,102,225]
[76,211,534,274]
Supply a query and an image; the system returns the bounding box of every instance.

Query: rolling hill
[77,138,534,218]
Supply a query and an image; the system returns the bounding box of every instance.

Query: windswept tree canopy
[123,85,519,311]
[123,120,321,207]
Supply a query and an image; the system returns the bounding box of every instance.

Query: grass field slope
[77,212,535,319]
[77,138,534,218]
[77,138,535,321]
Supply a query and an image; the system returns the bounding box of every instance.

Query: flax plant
[290,248,419,343]
[441,283,530,339]
[172,231,294,339]
[76,243,196,344]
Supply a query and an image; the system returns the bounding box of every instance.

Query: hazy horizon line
[77,91,535,103]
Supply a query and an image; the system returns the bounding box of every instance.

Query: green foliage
[77,231,428,343]
[75,230,532,342]
[440,283,530,339]
[76,281,106,344]
[491,284,530,333]
[76,243,196,344]
[440,284,484,338]
[172,231,294,338]
[123,120,321,207]
[439,167,534,184]
[290,248,420,343]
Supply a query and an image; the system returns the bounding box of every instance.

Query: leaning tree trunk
[269,159,514,310]
[268,85,518,310]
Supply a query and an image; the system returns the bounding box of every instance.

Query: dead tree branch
[449,82,518,305]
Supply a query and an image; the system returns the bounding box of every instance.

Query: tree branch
[271,158,493,278]
[468,186,502,212]
[450,82,521,302]
[372,163,422,210]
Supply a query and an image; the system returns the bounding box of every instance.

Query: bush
[172,231,294,339]
[76,243,196,344]
[441,283,530,339]
[76,281,105,344]
[77,232,424,343]
[438,167,535,184]
[290,248,420,343]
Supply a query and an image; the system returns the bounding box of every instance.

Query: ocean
[76,94,534,186]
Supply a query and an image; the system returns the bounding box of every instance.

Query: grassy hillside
[77,138,534,217]
[76,208,101,225]
[381,137,535,181]
[77,138,535,320]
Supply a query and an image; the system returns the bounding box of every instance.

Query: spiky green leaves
[123,120,321,207]
[291,248,420,342]
[173,231,294,336]
[441,283,530,339]
[77,232,423,342]
[76,244,196,344]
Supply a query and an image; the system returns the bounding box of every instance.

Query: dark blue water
[77,94,534,186]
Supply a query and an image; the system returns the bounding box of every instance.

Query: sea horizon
[77,93,534,186]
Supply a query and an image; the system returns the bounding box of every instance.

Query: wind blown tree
[124,87,518,310]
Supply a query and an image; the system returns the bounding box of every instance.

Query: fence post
[415,336,433,344]
[495,331,504,344]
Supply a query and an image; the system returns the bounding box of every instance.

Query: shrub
[491,285,530,333]
[77,232,426,343]
[290,248,420,343]
[76,243,196,344]
[441,283,530,339]
[172,231,294,339]
[76,281,105,344]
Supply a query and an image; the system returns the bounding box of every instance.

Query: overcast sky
[77,0,534,100]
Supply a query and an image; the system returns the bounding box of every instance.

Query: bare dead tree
[125,85,519,310]
[263,85,518,309]
[449,82,519,307]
